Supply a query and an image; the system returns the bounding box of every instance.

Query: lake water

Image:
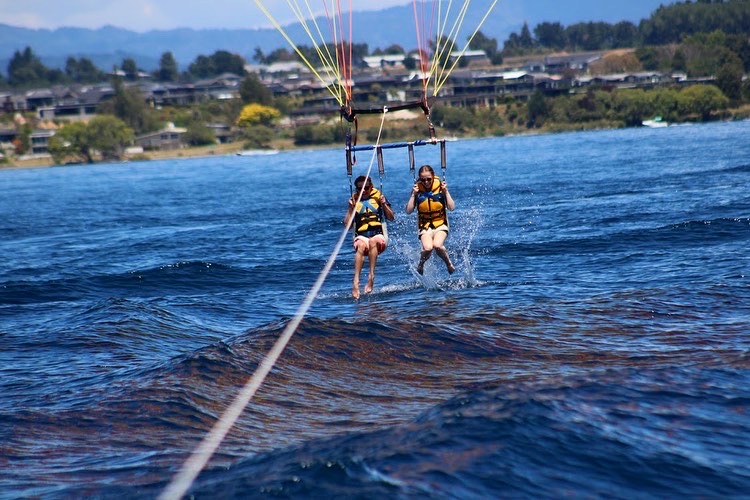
[1,120,749,498]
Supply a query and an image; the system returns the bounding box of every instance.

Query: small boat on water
[236,149,279,156]
[642,116,669,128]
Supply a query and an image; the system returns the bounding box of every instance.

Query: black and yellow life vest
[354,187,384,236]
[415,178,448,230]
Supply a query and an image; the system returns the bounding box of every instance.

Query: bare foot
[364,277,374,294]
[352,285,360,299]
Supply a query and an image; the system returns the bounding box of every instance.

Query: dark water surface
[1,121,749,498]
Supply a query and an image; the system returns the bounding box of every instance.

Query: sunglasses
[355,184,372,190]
[419,177,433,182]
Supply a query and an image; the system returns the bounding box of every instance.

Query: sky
[1,0,412,32]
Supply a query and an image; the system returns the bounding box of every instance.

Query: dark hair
[418,165,435,176]
[354,175,372,188]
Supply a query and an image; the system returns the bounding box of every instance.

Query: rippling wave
[2,121,750,497]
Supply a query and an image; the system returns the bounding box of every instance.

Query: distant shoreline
[4,112,749,171]
[1,142,250,171]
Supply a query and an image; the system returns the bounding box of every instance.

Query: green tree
[612,21,639,48]
[293,124,338,145]
[157,52,179,82]
[252,47,267,64]
[469,31,502,65]
[672,49,687,72]
[239,73,273,105]
[86,115,134,161]
[725,33,750,71]
[8,47,50,87]
[716,57,744,101]
[680,84,728,121]
[613,89,653,126]
[519,22,535,49]
[189,50,246,79]
[65,57,105,83]
[211,50,246,75]
[526,90,548,128]
[640,1,750,45]
[240,125,275,149]
[429,106,477,131]
[121,58,139,80]
[383,44,405,55]
[48,122,93,164]
[98,77,161,134]
[48,116,134,164]
[636,47,662,71]
[534,22,566,50]
[296,42,369,68]
[264,47,296,64]
[566,22,614,51]
[188,55,214,78]
[183,122,216,146]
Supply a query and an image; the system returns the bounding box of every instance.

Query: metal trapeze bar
[347,138,443,153]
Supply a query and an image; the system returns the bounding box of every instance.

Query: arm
[379,195,396,221]
[441,181,455,211]
[405,183,419,214]
[343,197,355,227]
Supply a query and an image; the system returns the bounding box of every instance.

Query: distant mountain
[0,0,677,74]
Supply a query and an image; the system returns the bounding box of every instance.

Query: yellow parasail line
[433,0,499,95]
[253,0,346,106]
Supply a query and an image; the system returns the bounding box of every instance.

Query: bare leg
[416,233,433,274]
[352,247,365,299]
[433,230,455,274]
[364,240,378,294]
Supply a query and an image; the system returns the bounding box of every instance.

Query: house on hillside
[206,123,235,144]
[193,73,242,100]
[24,88,56,111]
[36,84,114,121]
[135,123,187,151]
[544,53,602,74]
[574,71,669,89]
[0,127,17,153]
[450,49,490,67]
[30,129,56,155]
[363,54,406,70]
[441,69,537,107]
[246,61,309,77]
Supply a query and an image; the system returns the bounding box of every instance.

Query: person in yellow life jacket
[405,164,456,275]
[344,175,396,299]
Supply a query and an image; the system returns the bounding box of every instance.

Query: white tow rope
[160,111,389,500]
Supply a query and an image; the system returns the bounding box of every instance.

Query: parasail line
[159,110,390,500]
[253,0,346,105]
[433,0,499,95]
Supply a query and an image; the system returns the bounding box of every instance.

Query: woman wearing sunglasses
[344,175,396,299]
[406,164,456,275]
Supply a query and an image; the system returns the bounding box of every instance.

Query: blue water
[1,121,749,498]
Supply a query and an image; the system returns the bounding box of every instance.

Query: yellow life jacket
[354,187,384,236]
[415,178,448,230]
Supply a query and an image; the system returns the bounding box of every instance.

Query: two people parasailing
[344,165,455,299]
